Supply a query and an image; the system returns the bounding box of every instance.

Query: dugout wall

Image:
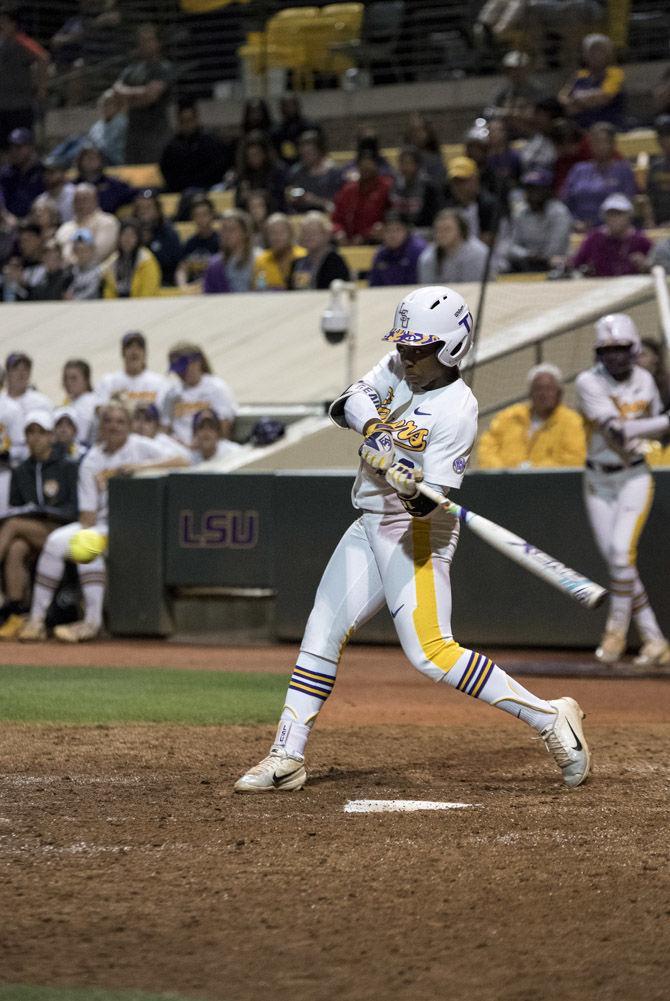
[109,469,670,648]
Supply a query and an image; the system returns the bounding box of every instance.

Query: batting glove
[359,427,395,473]
[385,456,424,498]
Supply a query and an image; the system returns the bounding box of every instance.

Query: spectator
[368,213,427,287]
[241,98,274,137]
[17,402,186,644]
[29,199,61,242]
[57,183,120,265]
[485,50,541,141]
[63,228,102,301]
[637,338,670,411]
[234,130,287,214]
[0,410,79,640]
[53,407,86,461]
[253,212,306,291]
[0,6,49,150]
[519,97,563,174]
[289,212,350,290]
[285,130,343,215]
[0,192,16,264]
[175,196,219,290]
[0,128,44,219]
[113,22,174,164]
[32,159,75,225]
[390,146,443,230]
[61,359,97,446]
[30,240,71,301]
[160,100,232,194]
[247,189,271,249]
[558,33,625,131]
[561,121,636,228]
[332,151,393,245]
[191,408,243,465]
[646,115,670,226]
[86,89,127,166]
[418,208,490,284]
[132,402,191,460]
[2,352,53,419]
[74,145,135,215]
[486,118,522,191]
[403,114,446,185]
[341,130,396,184]
[569,193,652,277]
[165,342,237,445]
[503,169,572,272]
[132,190,181,287]
[550,117,590,195]
[203,208,258,294]
[478,363,586,468]
[270,94,318,166]
[96,331,171,415]
[11,221,45,298]
[101,219,161,298]
[444,156,500,245]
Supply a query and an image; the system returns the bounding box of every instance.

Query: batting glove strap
[385,456,424,498]
[359,428,395,472]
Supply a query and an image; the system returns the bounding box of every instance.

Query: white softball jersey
[575,362,661,466]
[95,369,173,415]
[165,374,238,446]
[64,391,98,445]
[77,433,167,527]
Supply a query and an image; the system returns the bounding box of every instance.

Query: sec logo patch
[453,456,467,474]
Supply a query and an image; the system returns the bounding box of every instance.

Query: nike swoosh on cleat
[566,720,582,751]
[272,766,303,787]
[414,408,431,416]
[390,604,404,619]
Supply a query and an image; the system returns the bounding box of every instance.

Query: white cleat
[633,638,670,668]
[53,621,100,643]
[541,697,591,788]
[234,748,307,793]
[595,628,626,664]
[17,620,47,642]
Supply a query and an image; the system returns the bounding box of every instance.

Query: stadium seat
[266,7,321,90]
[107,164,165,189]
[311,3,364,77]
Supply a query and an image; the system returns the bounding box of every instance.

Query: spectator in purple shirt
[368,213,427,287]
[569,193,652,277]
[561,121,636,228]
[0,128,44,219]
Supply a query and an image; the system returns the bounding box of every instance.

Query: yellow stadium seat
[309,3,364,76]
[107,164,164,189]
[159,192,180,218]
[266,7,320,89]
[340,244,376,276]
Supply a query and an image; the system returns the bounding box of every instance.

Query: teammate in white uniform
[165,342,237,446]
[95,332,172,417]
[575,314,670,666]
[62,359,98,447]
[0,392,25,517]
[236,286,591,793]
[18,403,188,643]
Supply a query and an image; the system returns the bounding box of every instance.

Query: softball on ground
[68,529,108,564]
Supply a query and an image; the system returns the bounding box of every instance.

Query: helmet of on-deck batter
[383,286,474,367]
[594,313,640,354]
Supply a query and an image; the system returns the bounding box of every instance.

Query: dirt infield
[0,642,668,1001]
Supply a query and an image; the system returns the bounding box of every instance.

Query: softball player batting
[236,285,591,793]
[575,314,670,666]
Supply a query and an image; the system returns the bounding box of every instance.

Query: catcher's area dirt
[1,642,668,1001]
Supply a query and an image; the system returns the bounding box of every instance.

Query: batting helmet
[383,286,474,366]
[595,313,641,354]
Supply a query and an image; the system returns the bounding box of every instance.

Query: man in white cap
[569,193,652,277]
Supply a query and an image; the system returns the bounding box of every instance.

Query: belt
[586,457,646,474]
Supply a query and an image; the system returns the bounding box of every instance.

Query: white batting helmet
[383,286,474,367]
[594,313,640,353]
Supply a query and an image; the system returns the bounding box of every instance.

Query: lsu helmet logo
[398,304,410,329]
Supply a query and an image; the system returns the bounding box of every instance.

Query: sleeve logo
[453,456,468,474]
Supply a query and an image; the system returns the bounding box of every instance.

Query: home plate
[344,799,480,813]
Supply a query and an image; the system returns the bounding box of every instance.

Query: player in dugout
[236,286,592,794]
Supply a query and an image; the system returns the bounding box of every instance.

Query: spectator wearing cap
[113,23,175,164]
[418,208,490,284]
[175,197,219,290]
[368,214,427,288]
[159,100,232,194]
[444,156,500,245]
[191,409,243,465]
[390,146,443,230]
[478,363,586,469]
[284,131,343,216]
[30,240,71,301]
[253,213,306,291]
[132,190,182,287]
[165,343,237,447]
[0,128,44,219]
[332,151,393,245]
[502,169,572,272]
[569,193,652,277]
[64,228,102,300]
[560,121,636,229]
[485,50,542,141]
[645,116,670,227]
[288,212,349,291]
[74,146,135,216]
[95,332,171,416]
[132,403,191,461]
[0,7,49,150]
[61,359,97,447]
[1,353,53,426]
[0,409,79,640]
[101,219,161,299]
[558,33,625,131]
[56,183,120,265]
[31,159,75,225]
[203,208,259,294]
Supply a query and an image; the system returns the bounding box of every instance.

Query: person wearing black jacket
[0,409,78,638]
[289,211,350,290]
[159,101,233,193]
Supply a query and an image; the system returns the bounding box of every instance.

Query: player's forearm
[622,414,670,440]
[329,381,381,432]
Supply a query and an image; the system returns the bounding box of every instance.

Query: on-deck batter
[575,313,670,666]
[235,285,591,793]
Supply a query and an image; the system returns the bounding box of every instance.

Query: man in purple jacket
[569,193,652,277]
[368,213,427,287]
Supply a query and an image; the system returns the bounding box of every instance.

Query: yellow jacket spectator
[478,363,586,469]
[253,213,306,290]
[102,220,161,299]
[646,441,670,467]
